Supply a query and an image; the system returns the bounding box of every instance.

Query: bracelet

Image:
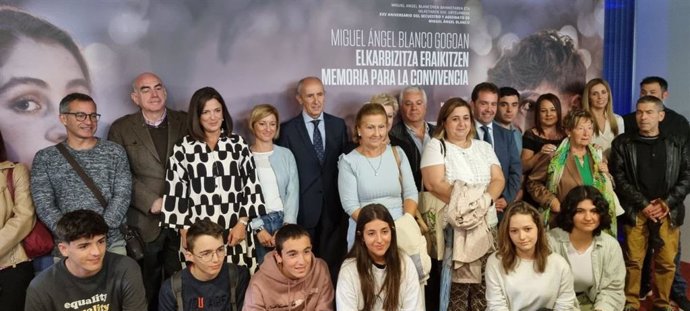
[239,219,248,226]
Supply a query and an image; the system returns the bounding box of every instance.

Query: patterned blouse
[162,133,266,272]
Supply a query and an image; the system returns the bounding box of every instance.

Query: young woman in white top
[548,185,625,311]
[581,78,624,159]
[485,202,577,311]
[336,204,423,311]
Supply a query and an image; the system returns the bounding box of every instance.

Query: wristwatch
[253,225,265,235]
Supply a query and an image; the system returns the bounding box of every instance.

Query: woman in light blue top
[338,103,418,249]
[248,104,299,263]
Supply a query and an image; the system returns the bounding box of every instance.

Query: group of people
[1,5,689,311]
[0,68,686,311]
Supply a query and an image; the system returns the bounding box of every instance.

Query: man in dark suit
[108,72,188,310]
[389,86,436,191]
[472,82,522,213]
[276,76,350,285]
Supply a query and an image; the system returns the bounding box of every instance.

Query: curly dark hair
[556,185,612,236]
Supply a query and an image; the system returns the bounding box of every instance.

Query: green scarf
[545,138,618,237]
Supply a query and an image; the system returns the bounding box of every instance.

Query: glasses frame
[192,245,227,263]
[62,112,101,122]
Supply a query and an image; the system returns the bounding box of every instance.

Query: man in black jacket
[389,86,436,192]
[611,95,690,311]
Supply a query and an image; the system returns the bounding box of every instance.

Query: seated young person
[244,224,334,310]
[336,204,423,311]
[159,219,249,311]
[25,209,147,310]
[548,186,625,311]
[485,202,577,311]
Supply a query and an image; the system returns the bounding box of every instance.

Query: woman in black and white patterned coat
[162,86,266,273]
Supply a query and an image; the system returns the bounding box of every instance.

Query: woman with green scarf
[526,109,622,237]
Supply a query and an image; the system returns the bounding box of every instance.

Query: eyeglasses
[62,112,101,122]
[192,246,227,263]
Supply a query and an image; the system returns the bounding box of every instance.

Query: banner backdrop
[0,0,603,166]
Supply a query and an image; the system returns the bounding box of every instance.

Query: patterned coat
[162,134,266,272]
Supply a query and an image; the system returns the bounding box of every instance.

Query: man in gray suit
[108,72,188,311]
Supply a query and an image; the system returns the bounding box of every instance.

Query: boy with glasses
[158,219,249,311]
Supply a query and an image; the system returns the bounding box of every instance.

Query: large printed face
[0,37,89,164]
[59,234,107,278]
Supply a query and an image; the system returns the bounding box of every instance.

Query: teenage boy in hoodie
[159,219,249,311]
[243,224,334,310]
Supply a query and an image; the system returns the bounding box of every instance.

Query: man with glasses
[159,219,249,311]
[108,72,188,310]
[31,92,132,255]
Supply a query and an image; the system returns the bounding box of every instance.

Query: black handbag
[56,143,146,260]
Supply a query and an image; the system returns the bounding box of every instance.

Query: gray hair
[399,86,427,105]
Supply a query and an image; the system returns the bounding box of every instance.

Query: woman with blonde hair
[581,78,624,158]
[247,104,298,263]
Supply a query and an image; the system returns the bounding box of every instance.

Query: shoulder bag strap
[6,166,14,201]
[391,146,403,188]
[55,143,107,208]
[227,264,238,311]
[171,271,183,311]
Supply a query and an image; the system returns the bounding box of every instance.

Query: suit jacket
[107,110,188,242]
[478,122,521,203]
[389,121,436,191]
[276,112,350,229]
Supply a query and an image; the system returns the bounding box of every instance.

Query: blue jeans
[254,211,284,264]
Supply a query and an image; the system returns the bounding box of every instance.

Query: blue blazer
[276,112,351,229]
[479,122,522,203]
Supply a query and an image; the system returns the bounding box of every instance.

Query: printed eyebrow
[0,77,48,94]
[66,78,91,92]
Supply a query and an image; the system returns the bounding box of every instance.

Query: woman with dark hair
[521,93,567,172]
[247,104,298,263]
[526,109,620,236]
[581,79,624,159]
[0,6,91,166]
[336,204,423,311]
[421,97,505,311]
[485,202,577,311]
[0,130,37,310]
[548,185,625,311]
[162,87,266,273]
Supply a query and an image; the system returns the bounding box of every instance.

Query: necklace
[364,153,384,176]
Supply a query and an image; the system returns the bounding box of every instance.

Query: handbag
[56,144,145,260]
[6,166,55,258]
[390,146,431,281]
[417,140,448,260]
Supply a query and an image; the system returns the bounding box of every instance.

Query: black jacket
[389,121,436,191]
[610,132,690,226]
